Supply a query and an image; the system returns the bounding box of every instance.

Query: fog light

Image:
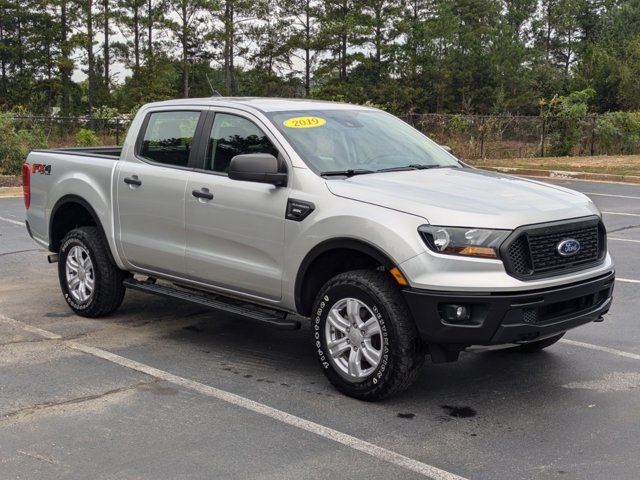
[439,304,471,324]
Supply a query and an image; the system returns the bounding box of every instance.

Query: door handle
[192,188,214,200]
[124,176,142,187]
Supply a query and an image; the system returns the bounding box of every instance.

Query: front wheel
[311,270,425,401]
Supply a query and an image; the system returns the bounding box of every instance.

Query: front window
[267,109,460,174]
[206,113,279,173]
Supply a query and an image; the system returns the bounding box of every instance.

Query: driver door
[185,111,289,300]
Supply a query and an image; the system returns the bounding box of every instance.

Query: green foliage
[595,112,640,155]
[0,113,47,175]
[75,128,101,147]
[542,89,594,156]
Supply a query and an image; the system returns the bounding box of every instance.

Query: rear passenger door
[185,111,289,300]
[116,110,204,277]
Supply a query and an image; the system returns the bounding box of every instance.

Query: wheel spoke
[68,276,81,289]
[363,317,381,337]
[85,275,95,290]
[82,255,92,269]
[346,299,361,325]
[327,310,350,333]
[328,338,350,358]
[361,343,381,366]
[347,348,362,377]
[67,250,79,268]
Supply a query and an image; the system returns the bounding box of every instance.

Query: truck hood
[325,167,600,229]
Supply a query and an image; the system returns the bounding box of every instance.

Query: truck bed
[35,146,122,159]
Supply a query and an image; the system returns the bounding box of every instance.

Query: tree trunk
[0,3,6,95]
[134,4,140,72]
[87,0,95,110]
[147,0,152,57]
[103,0,109,89]
[60,1,70,115]
[304,0,310,95]
[223,2,235,95]
[182,2,188,97]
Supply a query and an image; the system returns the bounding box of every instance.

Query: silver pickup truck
[23,97,615,400]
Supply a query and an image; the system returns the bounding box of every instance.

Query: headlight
[418,225,510,259]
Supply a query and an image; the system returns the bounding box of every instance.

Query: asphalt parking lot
[1,178,639,480]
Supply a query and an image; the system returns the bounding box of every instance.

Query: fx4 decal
[32,163,52,175]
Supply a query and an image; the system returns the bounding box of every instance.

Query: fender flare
[294,238,397,314]
[49,194,107,252]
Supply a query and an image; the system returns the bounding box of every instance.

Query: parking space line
[603,211,640,217]
[0,314,467,480]
[609,237,640,244]
[617,278,640,284]
[585,192,640,200]
[0,216,25,227]
[560,339,640,361]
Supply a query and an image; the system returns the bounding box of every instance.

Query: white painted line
[0,216,25,227]
[585,192,640,200]
[603,211,640,217]
[617,278,640,284]
[609,237,640,244]
[560,339,640,362]
[0,314,62,339]
[0,315,467,480]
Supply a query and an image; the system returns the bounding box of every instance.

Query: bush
[0,113,47,175]
[75,128,100,147]
[543,89,594,156]
[595,111,640,154]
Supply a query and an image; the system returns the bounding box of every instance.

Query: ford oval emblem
[557,238,581,257]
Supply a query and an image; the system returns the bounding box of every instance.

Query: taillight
[22,163,31,209]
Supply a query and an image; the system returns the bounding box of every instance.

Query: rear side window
[206,113,279,173]
[138,111,201,167]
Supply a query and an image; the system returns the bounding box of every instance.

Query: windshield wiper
[320,169,375,178]
[376,164,444,173]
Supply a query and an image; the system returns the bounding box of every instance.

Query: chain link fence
[10,115,131,148]
[5,112,640,162]
[400,113,640,159]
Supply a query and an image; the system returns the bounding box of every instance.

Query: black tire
[58,226,127,317]
[311,269,425,401]
[513,333,565,352]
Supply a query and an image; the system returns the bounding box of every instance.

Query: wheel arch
[49,195,108,253]
[294,238,400,317]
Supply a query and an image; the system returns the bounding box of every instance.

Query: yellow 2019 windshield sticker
[283,116,326,128]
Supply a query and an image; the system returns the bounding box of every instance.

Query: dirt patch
[0,175,21,187]
[470,155,640,177]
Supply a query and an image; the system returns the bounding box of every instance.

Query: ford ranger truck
[23,98,615,400]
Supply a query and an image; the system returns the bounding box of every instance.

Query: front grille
[501,217,606,280]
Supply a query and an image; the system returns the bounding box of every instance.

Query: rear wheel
[513,333,565,352]
[311,270,424,401]
[58,226,126,317]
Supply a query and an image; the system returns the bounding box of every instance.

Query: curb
[0,187,23,198]
[480,166,640,185]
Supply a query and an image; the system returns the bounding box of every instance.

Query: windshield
[267,109,461,174]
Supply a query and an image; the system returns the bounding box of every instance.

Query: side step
[123,278,301,330]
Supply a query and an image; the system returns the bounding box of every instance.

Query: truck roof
[143,97,375,113]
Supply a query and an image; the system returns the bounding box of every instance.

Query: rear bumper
[402,271,615,346]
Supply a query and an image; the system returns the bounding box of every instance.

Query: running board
[123,278,301,330]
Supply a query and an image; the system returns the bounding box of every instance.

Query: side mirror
[441,145,454,155]
[228,153,287,187]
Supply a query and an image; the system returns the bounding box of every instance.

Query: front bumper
[402,271,614,346]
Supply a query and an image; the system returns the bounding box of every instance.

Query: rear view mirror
[228,154,288,187]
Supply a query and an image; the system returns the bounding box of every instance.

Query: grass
[469,155,640,177]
